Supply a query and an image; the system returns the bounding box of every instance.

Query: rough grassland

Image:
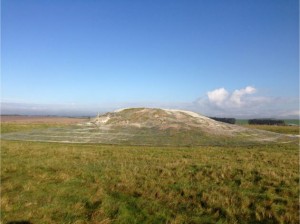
[242,125,299,135]
[1,123,299,223]
[1,123,64,134]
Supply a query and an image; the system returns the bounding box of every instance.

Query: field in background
[1,115,88,134]
[283,119,300,126]
[236,119,299,135]
[242,125,299,135]
[1,115,89,124]
[1,120,299,223]
[236,119,300,126]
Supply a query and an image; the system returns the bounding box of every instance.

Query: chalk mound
[2,108,296,145]
[92,108,243,136]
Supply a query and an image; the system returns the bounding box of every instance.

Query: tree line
[210,117,285,125]
[248,119,285,125]
[209,117,236,124]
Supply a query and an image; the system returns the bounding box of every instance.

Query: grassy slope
[2,122,298,146]
[1,123,299,223]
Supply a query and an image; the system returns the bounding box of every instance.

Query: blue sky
[1,0,299,117]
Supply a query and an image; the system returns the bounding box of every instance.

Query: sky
[1,0,299,118]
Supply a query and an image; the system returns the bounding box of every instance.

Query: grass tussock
[1,139,299,223]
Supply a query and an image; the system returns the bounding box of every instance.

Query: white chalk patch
[163,109,208,119]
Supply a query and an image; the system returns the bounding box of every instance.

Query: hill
[1,108,298,145]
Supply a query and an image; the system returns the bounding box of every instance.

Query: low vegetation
[236,119,300,126]
[243,125,299,135]
[2,109,298,145]
[248,119,285,126]
[1,123,299,223]
[209,117,236,124]
[1,123,64,134]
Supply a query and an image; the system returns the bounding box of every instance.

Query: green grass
[241,125,299,135]
[1,123,64,134]
[236,119,300,126]
[284,119,300,126]
[2,121,298,146]
[235,119,249,125]
[1,123,299,223]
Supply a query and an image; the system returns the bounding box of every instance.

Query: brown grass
[1,121,299,223]
[1,115,88,124]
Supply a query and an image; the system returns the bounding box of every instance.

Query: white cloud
[207,86,257,108]
[207,88,229,106]
[229,86,256,106]
[194,86,299,118]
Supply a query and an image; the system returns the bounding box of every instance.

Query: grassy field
[242,125,299,135]
[1,123,64,134]
[236,119,300,126]
[284,119,300,126]
[1,123,299,223]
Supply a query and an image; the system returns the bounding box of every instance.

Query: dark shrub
[210,117,236,124]
[248,119,285,125]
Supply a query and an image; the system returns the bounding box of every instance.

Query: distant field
[1,115,88,124]
[235,119,299,135]
[1,122,299,223]
[242,125,299,135]
[236,119,300,126]
[1,116,88,135]
[284,119,300,125]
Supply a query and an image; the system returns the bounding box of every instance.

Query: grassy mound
[1,108,298,146]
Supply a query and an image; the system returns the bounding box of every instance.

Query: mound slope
[1,108,297,145]
[93,108,244,136]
